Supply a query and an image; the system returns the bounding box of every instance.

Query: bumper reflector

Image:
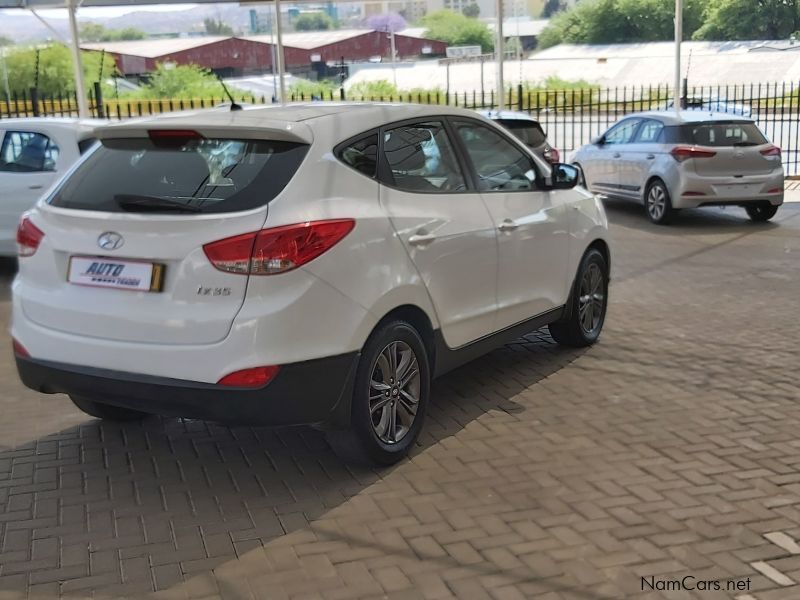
[217,366,280,388]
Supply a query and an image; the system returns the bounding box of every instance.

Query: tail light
[217,365,279,388]
[204,219,355,276]
[12,339,29,358]
[760,145,781,158]
[670,146,717,162]
[543,147,560,164]
[17,216,44,257]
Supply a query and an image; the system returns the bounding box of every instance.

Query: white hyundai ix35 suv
[12,103,611,464]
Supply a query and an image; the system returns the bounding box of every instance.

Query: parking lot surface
[1,200,799,600]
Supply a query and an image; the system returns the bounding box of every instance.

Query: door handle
[646,154,656,160]
[497,219,519,232]
[613,153,621,159]
[28,185,43,190]
[408,232,436,246]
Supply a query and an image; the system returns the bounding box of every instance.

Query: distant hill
[0,4,255,44]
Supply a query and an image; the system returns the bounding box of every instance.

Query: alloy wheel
[369,341,421,444]
[578,263,605,335]
[647,185,666,221]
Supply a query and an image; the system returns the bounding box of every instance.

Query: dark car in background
[478,110,560,164]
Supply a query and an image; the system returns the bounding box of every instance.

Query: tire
[70,395,148,421]
[644,179,674,224]
[549,248,608,348]
[745,202,779,222]
[327,320,430,466]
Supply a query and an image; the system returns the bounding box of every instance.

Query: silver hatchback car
[572,111,784,224]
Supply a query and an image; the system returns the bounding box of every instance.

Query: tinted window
[666,121,768,147]
[337,133,378,178]
[78,138,98,154]
[495,119,547,147]
[382,121,465,193]
[455,120,537,192]
[604,119,642,145]
[50,137,308,214]
[0,131,60,172]
[635,120,664,143]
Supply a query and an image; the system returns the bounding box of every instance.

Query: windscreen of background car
[495,120,548,147]
[664,122,768,146]
[49,137,309,214]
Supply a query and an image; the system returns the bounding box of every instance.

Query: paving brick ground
[0,200,799,600]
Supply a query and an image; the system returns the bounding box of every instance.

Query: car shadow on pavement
[601,197,782,233]
[0,330,599,598]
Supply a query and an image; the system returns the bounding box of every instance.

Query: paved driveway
[1,201,799,600]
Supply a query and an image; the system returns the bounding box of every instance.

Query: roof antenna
[217,75,242,111]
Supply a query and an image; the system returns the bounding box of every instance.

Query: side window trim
[447,116,542,194]
[376,116,473,194]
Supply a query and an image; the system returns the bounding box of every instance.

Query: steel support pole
[274,0,286,103]
[495,0,505,111]
[674,0,682,114]
[66,0,89,118]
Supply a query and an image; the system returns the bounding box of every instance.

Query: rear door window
[49,136,309,214]
[495,120,547,147]
[604,118,642,145]
[0,131,60,172]
[634,120,664,143]
[380,121,466,193]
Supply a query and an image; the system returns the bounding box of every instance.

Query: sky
[0,4,198,19]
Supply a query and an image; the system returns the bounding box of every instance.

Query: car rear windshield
[49,136,309,214]
[496,120,548,147]
[663,122,768,147]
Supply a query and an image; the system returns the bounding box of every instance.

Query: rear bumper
[671,170,784,209]
[16,353,358,428]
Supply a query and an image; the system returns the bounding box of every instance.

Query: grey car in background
[572,111,784,224]
[478,110,560,164]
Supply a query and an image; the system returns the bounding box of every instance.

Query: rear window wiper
[115,194,204,213]
[732,142,758,147]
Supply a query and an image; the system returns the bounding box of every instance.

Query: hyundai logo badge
[97,231,124,251]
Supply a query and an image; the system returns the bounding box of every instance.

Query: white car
[0,118,100,256]
[12,104,611,464]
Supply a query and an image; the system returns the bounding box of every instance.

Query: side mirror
[544,163,579,190]
[591,135,605,146]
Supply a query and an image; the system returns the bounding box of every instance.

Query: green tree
[204,17,234,36]
[347,79,399,98]
[80,23,146,42]
[541,0,565,18]
[462,3,480,18]
[693,0,800,41]
[538,0,704,48]
[79,23,108,42]
[131,63,236,98]
[5,44,117,95]
[0,35,13,46]
[294,12,336,32]
[422,10,494,51]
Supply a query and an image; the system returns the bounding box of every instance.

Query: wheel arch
[372,304,437,375]
[642,174,670,204]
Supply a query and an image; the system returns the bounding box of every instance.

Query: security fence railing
[3,81,800,174]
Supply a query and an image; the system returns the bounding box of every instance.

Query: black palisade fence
[3,81,799,174]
